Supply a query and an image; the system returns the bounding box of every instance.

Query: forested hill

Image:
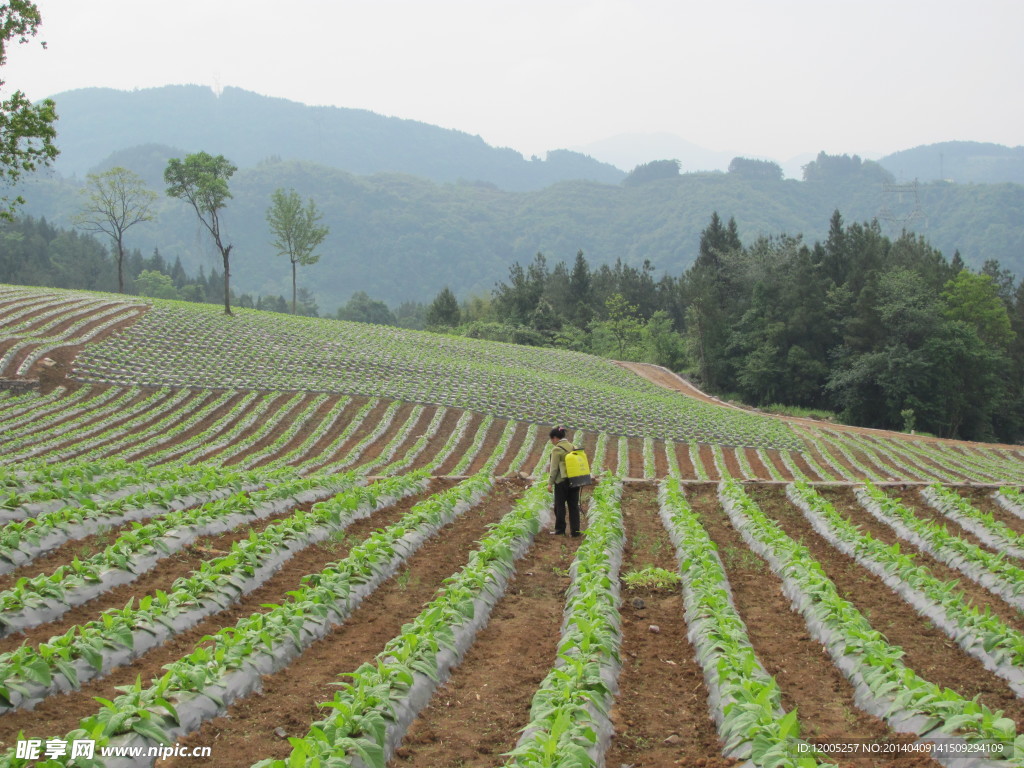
[879,141,1024,185]
[17,152,1024,308]
[42,85,625,191]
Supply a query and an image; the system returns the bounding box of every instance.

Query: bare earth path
[617,361,1024,450]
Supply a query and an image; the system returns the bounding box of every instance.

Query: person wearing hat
[546,426,581,537]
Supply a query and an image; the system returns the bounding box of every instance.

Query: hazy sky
[5,0,1022,163]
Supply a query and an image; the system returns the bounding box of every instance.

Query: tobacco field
[2,283,1024,767]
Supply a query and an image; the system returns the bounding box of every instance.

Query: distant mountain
[572,132,819,181]
[570,132,735,173]
[18,154,1023,311]
[44,85,625,191]
[878,141,1024,185]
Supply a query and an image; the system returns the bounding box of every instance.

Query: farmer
[546,426,582,537]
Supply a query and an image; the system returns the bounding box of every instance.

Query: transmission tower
[877,179,928,234]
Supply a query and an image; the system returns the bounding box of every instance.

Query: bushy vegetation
[429,211,1024,442]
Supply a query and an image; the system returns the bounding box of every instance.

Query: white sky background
[4,0,1022,163]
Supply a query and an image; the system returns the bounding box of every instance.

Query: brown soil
[280,395,369,469]
[393,496,578,766]
[748,485,1024,731]
[0,482,455,749]
[816,487,1024,636]
[363,404,438,473]
[7,386,134,438]
[688,485,940,768]
[0,505,302,656]
[189,392,305,465]
[795,432,864,481]
[312,398,394,469]
[605,483,739,768]
[32,307,148,392]
[51,388,185,460]
[491,421,529,476]
[601,435,619,476]
[743,447,772,482]
[128,391,250,463]
[722,446,744,479]
[413,407,462,471]
[246,394,342,468]
[220,393,326,466]
[673,442,696,480]
[697,444,719,480]
[884,486,1007,559]
[465,417,508,475]
[653,440,669,479]
[434,412,485,475]
[788,450,824,482]
[869,439,975,484]
[519,427,550,477]
[0,514,148,594]
[69,388,204,459]
[955,487,1024,538]
[628,438,645,478]
[160,479,527,768]
[763,449,795,481]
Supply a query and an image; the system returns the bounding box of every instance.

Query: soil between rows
[465,417,509,476]
[253,394,342,466]
[161,478,528,768]
[13,387,157,448]
[54,388,191,460]
[0,504,305,656]
[687,485,940,768]
[74,388,206,460]
[129,391,251,463]
[490,422,529,477]
[952,486,1024,540]
[0,482,455,750]
[886,487,1018,562]
[434,412,486,476]
[274,395,368,469]
[816,487,1024,636]
[744,447,773,481]
[392,492,578,766]
[605,483,737,768]
[748,485,1024,733]
[872,440,976,484]
[413,407,469,472]
[292,397,391,471]
[672,442,696,479]
[215,392,328,467]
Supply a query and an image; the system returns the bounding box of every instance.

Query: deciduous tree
[164,152,237,314]
[74,166,157,293]
[266,187,328,314]
[0,1,58,216]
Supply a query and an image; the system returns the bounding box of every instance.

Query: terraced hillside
[2,282,1024,768]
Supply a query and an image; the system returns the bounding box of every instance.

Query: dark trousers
[553,480,581,535]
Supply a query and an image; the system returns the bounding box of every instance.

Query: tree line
[423,211,1024,443]
[0,216,322,316]
[71,156,328,316]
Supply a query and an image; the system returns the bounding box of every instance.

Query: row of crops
[2,285,800,449]
[4,380,1024,484]
[5,282,1024,766]
[0,287,146,379]
[0,447,1023,765]
[5,284,1024,484]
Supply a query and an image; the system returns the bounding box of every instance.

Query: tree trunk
[292,259,297,315]
[222,245,233,315]
[116,237,125,294]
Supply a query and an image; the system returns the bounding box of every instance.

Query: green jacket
[549,439,576,485]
